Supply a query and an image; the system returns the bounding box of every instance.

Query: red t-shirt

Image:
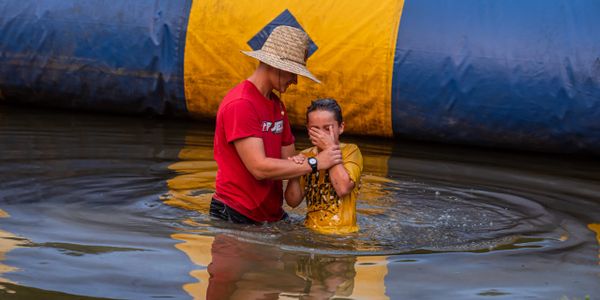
[213,80,295,222]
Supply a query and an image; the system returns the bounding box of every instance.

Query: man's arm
[234,137,342,180]
[281,144,296,159]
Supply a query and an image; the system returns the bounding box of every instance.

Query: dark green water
[0,106,599,299]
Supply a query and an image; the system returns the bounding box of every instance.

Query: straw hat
[242,25,320,83]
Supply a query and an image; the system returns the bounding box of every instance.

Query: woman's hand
[309,127,337,150]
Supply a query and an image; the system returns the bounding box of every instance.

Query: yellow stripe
[184,1,405,136]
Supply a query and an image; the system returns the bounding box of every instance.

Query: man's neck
[247,65,274,99]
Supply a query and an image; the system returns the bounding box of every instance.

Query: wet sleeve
[281,103,295,146]
[342,144,363,184]
[222,99,262,143]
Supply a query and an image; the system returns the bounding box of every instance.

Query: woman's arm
[308,127,354,197]
[328,164,355,197]
[285,177,304,208]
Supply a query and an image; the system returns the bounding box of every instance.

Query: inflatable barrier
[1,0,599,153]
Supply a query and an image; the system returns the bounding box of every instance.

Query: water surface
[0,106,599,299]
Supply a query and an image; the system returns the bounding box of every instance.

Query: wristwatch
[307,157,318,173]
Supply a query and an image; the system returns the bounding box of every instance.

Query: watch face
[308,157,317,164]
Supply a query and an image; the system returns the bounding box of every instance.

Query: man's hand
[309,127,337,150]
[288,153,306,165]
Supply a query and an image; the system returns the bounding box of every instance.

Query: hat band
[280,56,306,66]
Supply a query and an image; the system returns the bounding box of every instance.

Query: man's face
[271,69,297,93]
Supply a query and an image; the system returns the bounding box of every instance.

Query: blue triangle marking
[247,9,318,58]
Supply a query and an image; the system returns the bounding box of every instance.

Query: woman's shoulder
[340,143,361,153]
[300,146,318,156]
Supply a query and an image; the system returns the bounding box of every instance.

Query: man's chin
[283,84,295,92]
[276,84,294,94]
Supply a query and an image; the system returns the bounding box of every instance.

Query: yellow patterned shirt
[300,143,363,234]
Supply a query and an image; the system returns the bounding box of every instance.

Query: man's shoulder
[221,87,255,108]
[222,81,261,106]
[218,98,252,119]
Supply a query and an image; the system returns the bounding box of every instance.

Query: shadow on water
[0,105,599,299]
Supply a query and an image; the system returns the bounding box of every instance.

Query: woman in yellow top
[285,99,363,234]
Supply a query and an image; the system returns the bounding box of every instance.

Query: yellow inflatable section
[184,1,405,136]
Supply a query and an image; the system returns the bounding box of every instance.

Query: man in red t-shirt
[212,25,342,224]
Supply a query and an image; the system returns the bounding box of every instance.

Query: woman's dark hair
[306,98,343,124]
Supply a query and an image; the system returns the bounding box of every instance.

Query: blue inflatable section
[0,0,190,114]
[1,0,599,154]
[393,0,600,152]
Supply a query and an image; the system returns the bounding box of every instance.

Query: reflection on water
[172,233,389,299]
[0,209,20,292]
[161,133,216,214]
[0,105,599,299]
[172,234,212,299]
[589,224,600,264]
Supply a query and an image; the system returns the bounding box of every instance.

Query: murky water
[0,105,599,299]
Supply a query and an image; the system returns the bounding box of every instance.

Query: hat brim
[242,50,321,84]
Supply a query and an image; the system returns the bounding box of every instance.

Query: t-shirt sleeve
[281,103,295,146]
[222,99,262,143]
[342,144,363,184]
